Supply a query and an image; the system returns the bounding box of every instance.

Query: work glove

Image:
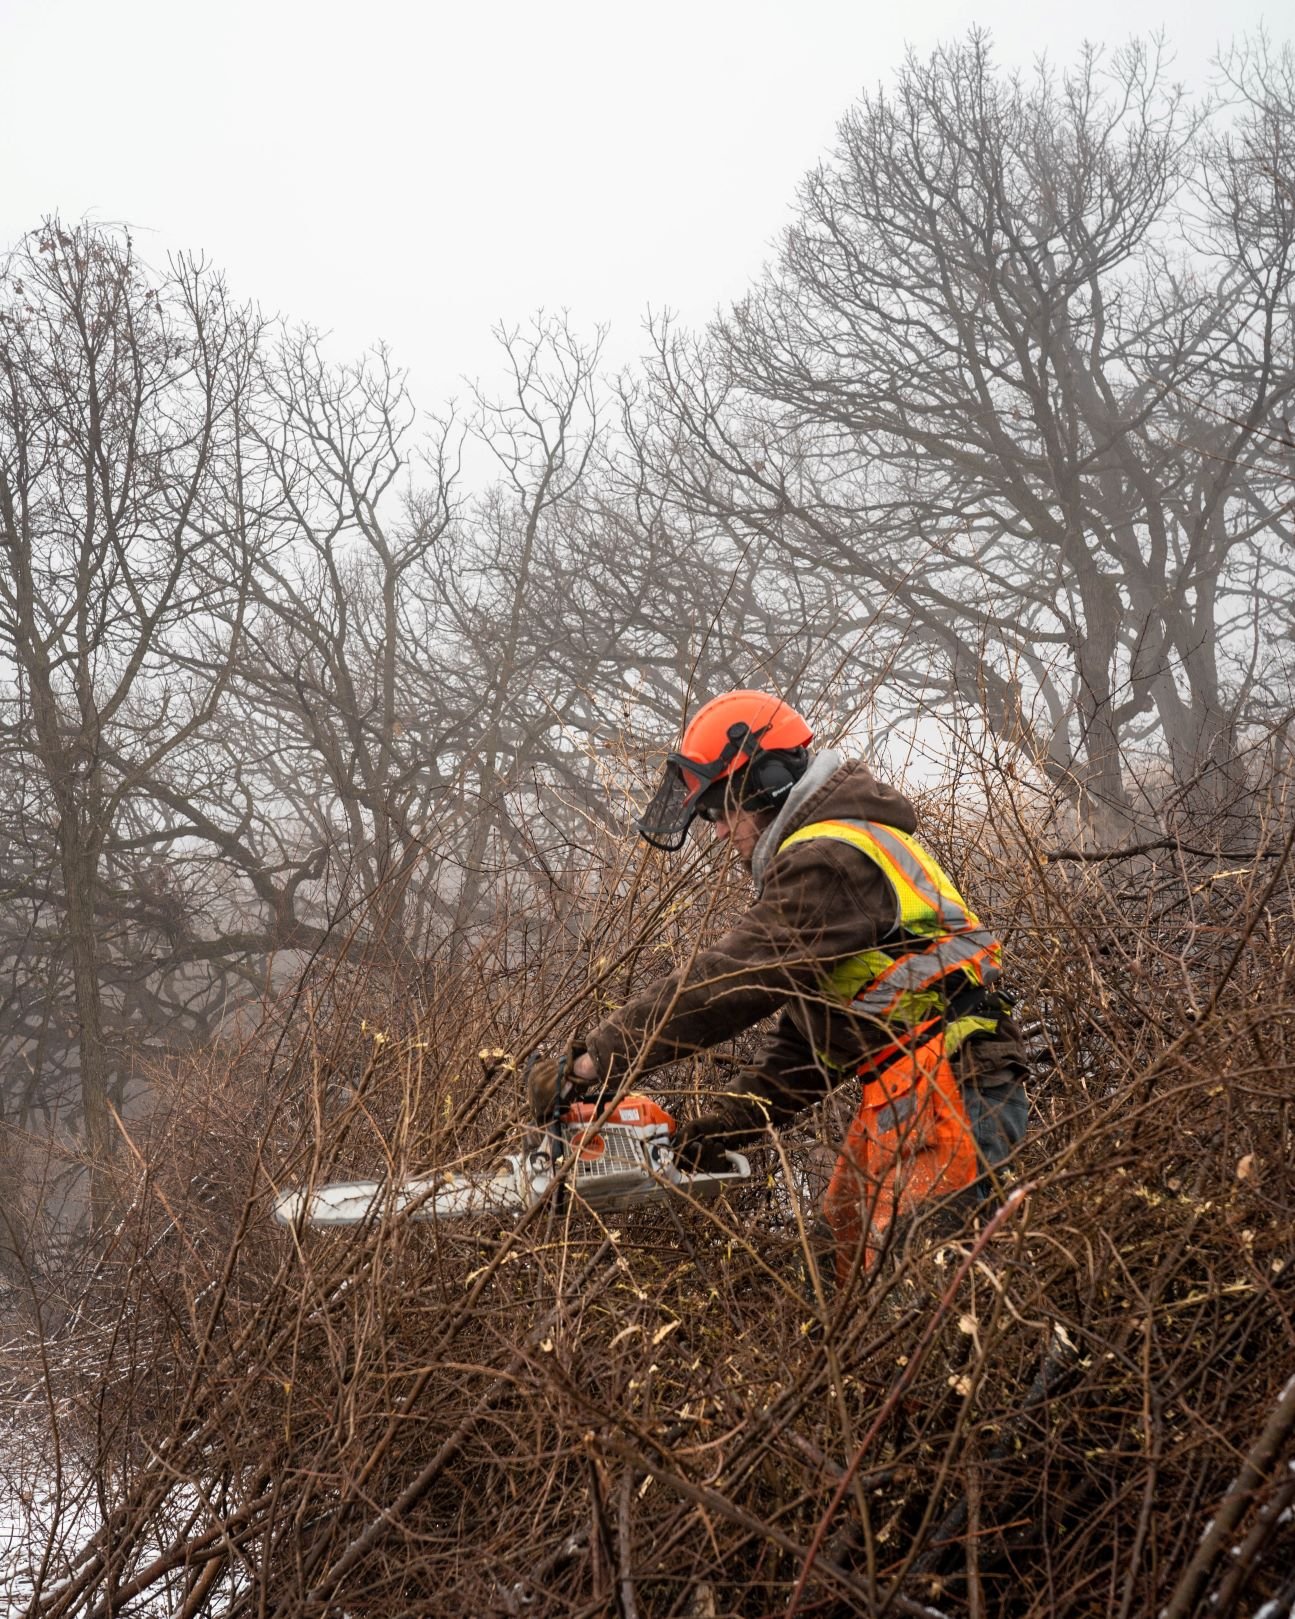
[525,1049,588,1123]
[672,1113,737,1174]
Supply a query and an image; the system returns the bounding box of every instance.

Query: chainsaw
[273,1092,751,1229]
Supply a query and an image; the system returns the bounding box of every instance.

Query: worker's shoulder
[752,830,897,939]
[762,823,896,903]
[782,758,919,841]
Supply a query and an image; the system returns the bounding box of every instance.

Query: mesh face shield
[635,754,714,851]
[635,723,772,851]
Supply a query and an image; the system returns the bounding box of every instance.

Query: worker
[526,690,1027,1284]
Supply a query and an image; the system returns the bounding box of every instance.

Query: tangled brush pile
[3,768,1293,1619]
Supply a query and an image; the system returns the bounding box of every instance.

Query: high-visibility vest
[777,818,1003,1057]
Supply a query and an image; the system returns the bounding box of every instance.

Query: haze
[2,0,1272,403]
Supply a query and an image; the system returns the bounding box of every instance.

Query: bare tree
[0,240,887,1257]
[424,316,863,935]
[633,36,1295,835]
[222,329,467,962]
[0,222,266,1177]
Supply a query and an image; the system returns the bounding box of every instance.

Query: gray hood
[750,748,844,894]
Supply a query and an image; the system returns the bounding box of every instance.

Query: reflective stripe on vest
[777,817,1002,1026]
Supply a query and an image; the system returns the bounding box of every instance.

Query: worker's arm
[583,836,894,1083]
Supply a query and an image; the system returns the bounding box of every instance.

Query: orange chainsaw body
[560,1093,676,1159]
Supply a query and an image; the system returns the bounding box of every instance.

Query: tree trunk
[58,817,114,1219]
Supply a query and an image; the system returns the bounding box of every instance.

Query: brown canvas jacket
[584,753,1024,1133]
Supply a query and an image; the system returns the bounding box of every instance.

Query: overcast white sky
[1,0,1281,414]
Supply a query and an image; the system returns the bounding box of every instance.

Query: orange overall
[776,819,1005,1286]
[822,1025,982,1282]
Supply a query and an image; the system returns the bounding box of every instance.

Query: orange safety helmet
[637,690,814,850]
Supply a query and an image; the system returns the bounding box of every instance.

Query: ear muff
[757,758,795,793]
[746,758,793,804]
[739,748,808,813]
